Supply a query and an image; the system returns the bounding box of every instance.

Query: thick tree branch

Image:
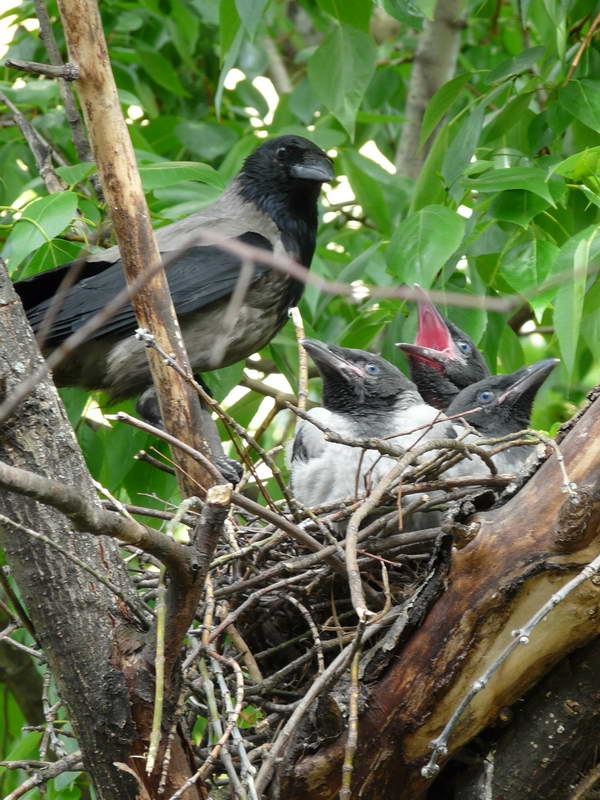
[0,461,191,575]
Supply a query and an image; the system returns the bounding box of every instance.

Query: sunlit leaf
[3,192,79,271]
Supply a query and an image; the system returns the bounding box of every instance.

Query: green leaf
[236,0,269,38]
[487,46,546,83]
[387,205,466,287]
[489,189,550,227]
[220,0,241,58]
[137,49,190,97]
[442,103,485,186]
[317,0,373,28]
[307,24,376,138]
[553,228,600,374]
[481,93,532,144]
[3,192,79,271]
[412,0,436,20]
[466,166,555,205]
[381,0,424,24]
[175,121,238,160]
[139,161,225,191]
[499,236,556,296]
[168,0,201,64]
[420,73,472,146]
[552,146,600,181]
[55,162,96,187]
[216,11,244,116]
[411,125,449,212]
[339,151,393,235]
[558,80,600,133]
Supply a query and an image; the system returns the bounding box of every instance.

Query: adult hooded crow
[395,290,489,410]
[290,339,454,507]
[446,358,559,475]
[15,135,333,401]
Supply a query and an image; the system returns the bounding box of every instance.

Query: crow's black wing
[26,232,273,346]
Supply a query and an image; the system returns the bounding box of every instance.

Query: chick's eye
[478,390,494,403]
[365,363,380,376]
[457,341,471,355]
[276,145,288,159]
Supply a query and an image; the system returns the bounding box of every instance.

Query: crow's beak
[291,154,334,183]
[497,358,559,404]
[301,338,363,378]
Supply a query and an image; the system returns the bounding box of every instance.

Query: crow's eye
[365,363,380,376]
[478,390,494,403]
[276,146,288,159]
[457,340,471,355]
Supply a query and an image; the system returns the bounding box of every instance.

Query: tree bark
[446,636,600,799]
[0,264,140,799]
[277,389,600,799]
[395,0,464,178]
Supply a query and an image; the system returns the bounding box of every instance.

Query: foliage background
[1,0,599,794]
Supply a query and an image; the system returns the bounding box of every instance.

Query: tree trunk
[395,0,464,178]
[0,265,140,798]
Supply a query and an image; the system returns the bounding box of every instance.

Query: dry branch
[55,0,217,497]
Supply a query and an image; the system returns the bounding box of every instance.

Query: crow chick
[446,358,559,474]
[16,135,333,400]
[396,289,489,409]
[290,339,453,507]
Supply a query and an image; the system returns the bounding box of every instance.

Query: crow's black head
[302,338,420,417]
[446,358,559,436]
[238,136,333,269]
[396,289,489,409]
[242,135,334,187]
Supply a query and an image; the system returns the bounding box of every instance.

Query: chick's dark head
[395,291,489,408]
[302,339,419,416]
[446,358,559,435]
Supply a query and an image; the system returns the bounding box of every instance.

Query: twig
[3,751,83,800]
[208,572,317,644]
[566,11,600,81]
[136,329,295,513]
[343,437,497,621]
[31,0,95,170]
[290,307,308,410]
[0,459,191,579]
[340,646,361,800]
[286,595,325,674]
[212,654,258,800]
[146,563,166,774]
[0,567,36,638]
[421,550,600,779]
[4,59,79,80]
[254,618,369,795]
[0,90,66,195]
[112,411,222,488]
[569,762,600,800]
